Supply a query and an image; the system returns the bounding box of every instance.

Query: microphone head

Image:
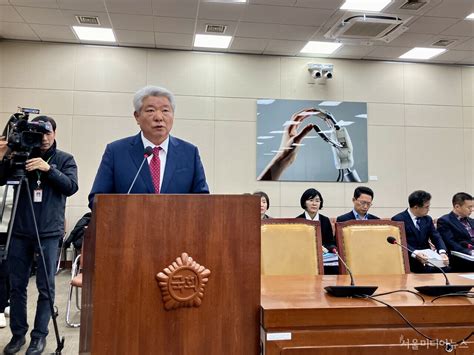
[460,241,473,249]
[144,146,154,157]
[387,236,396,244]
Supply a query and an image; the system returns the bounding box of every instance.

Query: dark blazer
[88,133,209,208]
[336,210,379,222]
[392,209,446,252]
[437,212,474,255]
[296,212,336,249]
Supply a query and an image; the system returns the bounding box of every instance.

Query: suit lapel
[404,210,420,236]
[129,133,154,193]
[161,136,177,193]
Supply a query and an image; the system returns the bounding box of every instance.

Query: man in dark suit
[437,192,474,271]
[336,186,379,222]
[89,85,209,208]
[392,190,449,273]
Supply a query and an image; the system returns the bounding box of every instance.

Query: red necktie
[150,147,161,193]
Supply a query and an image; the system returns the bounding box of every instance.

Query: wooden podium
[79,194,260,355]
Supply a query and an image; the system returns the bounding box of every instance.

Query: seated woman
[296,188,336,251]
[253,191,271,219]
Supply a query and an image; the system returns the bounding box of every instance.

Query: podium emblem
[156,252,211,310]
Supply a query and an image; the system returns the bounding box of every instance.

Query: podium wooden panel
[79,194,260,355]
[261,274,474,354]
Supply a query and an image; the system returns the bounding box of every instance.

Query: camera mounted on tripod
[3,107,52,178]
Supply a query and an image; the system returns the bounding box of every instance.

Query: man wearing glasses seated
[336,186,380,222]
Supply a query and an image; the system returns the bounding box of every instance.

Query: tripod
[0,174,65,354]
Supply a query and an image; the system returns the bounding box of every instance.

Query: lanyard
[35,156,52,188]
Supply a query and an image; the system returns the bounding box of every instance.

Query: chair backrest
[335,220,410,275]
[261,218,324,276]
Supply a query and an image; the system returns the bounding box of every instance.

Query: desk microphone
[324,249,378,297]
[386,236,473,296]
[127,146,154,194]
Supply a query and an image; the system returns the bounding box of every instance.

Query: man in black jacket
[0,116,78,355]
[336,186,379,222]
[437,192,474,271]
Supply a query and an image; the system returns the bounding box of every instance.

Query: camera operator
[0,116,78,355]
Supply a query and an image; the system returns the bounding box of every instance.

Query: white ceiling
[0,0,473,65]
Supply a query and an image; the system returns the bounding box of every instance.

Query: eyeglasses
[356,200,372,207]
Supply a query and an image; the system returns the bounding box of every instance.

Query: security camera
[324,71,333,79]
[311,70,322,79]
[308,63,334,81]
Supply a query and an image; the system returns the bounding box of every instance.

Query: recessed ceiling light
[340,0,391,12]
[72,26,116,42]
[300,41,342,55]
[399,47,446,60]
[466,13,474,20]
[319,101,342,107]
[194,34,232,48]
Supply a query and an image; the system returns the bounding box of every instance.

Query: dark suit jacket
[296,212,336,249]
[392,210,446,252]
[336,210,379,222]
[437,212,473,255]
[88,133,209,208]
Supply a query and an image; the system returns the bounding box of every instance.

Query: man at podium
[89,85,209,207]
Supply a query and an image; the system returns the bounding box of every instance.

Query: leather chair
[335,220,410,275]
[261,219,324,275]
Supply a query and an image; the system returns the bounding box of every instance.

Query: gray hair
[133,85,176,113]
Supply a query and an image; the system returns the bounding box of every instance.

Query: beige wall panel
[75,46,147,92]
[53,114,73,154]
[215,54,280,98]
[213,120,260,193]
[405,104,463,128]
[0,42,76,90]
[147,50,215,96]
[280,57,344,100]
[65,206,90,234]
[174,96,214,120]
[367,103,404,126]
[464,129,473,193]
[405,127,466,207]
[404,63,462,106]
[342,61,404,103]
[73,91,134,118]
[69,115,138,207]
[215,97,256,121]
[463,106,473,128]
[1,88,73,115]
[366,126,407,208]
[172,119,215,190]
[462,66,473,106]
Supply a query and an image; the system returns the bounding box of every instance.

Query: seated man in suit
[437,192,474,271]
[392,190,449,273]
[89,85,209,207]
[336,186,379,222]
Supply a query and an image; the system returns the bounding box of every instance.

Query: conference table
[261,274,474,354]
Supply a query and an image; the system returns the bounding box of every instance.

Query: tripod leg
[23,180,64,354]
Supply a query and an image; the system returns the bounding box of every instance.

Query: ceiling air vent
[75,15,100,25]
[399,0,429,11]
[205,24,227,34]
[432,39,457,47]
[325,13,411,43]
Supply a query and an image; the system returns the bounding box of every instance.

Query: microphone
[324,249,378,297]
[386,236,473,296]
[127,146,154,194]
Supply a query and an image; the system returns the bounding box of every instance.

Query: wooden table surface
[261,273,474,328]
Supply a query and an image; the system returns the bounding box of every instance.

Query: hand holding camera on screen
[257,108,316,181]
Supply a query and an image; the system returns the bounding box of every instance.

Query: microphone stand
[386,236,473,296]
[324,251,378,297]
